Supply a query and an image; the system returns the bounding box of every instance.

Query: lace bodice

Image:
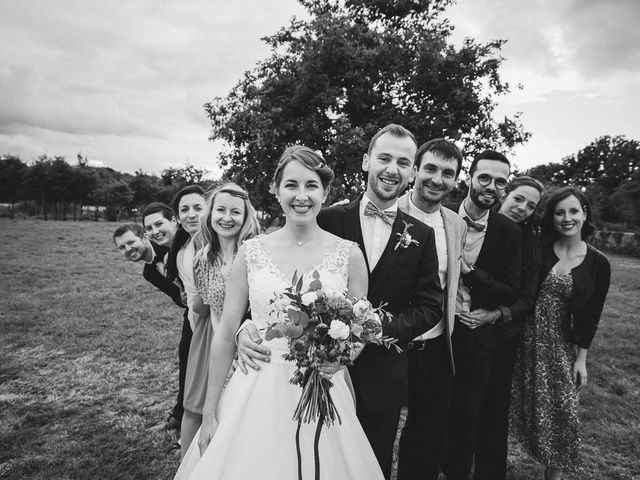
[244,236,353,337]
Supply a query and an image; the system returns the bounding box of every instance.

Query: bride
[174,145,384,480]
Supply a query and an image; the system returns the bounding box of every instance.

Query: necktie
[463,216,485,232]
[364,201,396,226]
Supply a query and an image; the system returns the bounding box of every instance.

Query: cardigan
[538,241,611,349]
[498,224,542,338]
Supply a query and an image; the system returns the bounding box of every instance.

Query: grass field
[1,219,638,480]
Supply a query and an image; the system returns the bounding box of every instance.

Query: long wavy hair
[165,185,206,281]
[194,183,260,268]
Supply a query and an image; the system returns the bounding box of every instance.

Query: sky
[1,0,639,177]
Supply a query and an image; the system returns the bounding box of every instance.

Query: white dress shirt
[407,194,446,340]
[359,194,397,270]
[456,203,489,314]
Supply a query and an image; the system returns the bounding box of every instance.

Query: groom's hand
[237,323,271,374]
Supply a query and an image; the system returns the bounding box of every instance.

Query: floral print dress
[510,270,582,472]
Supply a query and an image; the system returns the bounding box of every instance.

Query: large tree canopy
[205,0,530,218]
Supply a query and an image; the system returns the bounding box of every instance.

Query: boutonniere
[394,220,420,251]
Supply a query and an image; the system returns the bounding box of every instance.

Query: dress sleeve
[573,253,611,349]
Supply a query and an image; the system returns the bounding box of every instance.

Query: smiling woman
[511,186,611,480]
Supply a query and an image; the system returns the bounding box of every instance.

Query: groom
[317,124,444,477]
[238,124,443,478]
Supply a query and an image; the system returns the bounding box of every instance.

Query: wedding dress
[175,236,384,480]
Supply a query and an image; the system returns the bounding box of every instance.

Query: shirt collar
[459,202,489,225]
[143,242,158,264]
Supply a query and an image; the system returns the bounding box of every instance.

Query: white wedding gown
[174,237,384,480]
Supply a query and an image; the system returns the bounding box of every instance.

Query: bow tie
[364,201,397,226]
[463,216,486,232]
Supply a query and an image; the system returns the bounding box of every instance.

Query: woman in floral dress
[511,186,611,480]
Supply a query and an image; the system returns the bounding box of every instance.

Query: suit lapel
[475,209,496,267]
[441,208,455,289]
[342,197,370,273]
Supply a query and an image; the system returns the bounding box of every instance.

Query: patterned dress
[183,255,230,415]
[510,271,581,472]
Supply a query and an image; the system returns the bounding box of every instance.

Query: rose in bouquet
[266,270,399,427]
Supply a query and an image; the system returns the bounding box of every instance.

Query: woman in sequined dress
[510,187,610,480]
[179,183,260,457]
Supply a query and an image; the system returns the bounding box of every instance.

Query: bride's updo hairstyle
[270,145,335,193]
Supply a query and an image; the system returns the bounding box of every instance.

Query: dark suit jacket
[318,197,443,411]
[447,202,522,351]
[142,243,185,308]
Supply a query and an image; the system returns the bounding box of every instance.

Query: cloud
[447,0,640,80]
[0,0,305,172]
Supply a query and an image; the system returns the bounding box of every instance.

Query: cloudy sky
[1,0,639,177]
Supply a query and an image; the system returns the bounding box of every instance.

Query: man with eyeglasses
[442,150,522,480]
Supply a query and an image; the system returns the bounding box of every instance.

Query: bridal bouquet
[266,270,398,427]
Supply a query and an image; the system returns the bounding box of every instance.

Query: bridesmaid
[182,183,259,456]
[510,186,611,480]
[165,185,207,456]
[474,176,545,480]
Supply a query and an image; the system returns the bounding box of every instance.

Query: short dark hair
[142,202,175,226]
[112,223,144,243]
[469,150,510,177]
[367,124,417,156]
[540,186,596,242]
[415,138,463,177]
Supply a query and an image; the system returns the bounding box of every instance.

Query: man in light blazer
[396,139,467,480]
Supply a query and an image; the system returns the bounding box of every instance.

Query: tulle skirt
[174,341,384,480]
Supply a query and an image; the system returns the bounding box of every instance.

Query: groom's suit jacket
[318,197,443,411]
[397,194,467,375]
[142,243,186,308]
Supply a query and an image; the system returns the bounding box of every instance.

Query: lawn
[1,219,638,480]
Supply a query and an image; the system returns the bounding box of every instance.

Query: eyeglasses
[477,174,508,190]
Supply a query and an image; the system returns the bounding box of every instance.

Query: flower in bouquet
[265,270,395,427]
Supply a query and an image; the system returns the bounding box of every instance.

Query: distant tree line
[0,153,211,222]
[1,134,639,231]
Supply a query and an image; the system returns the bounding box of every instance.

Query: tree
[69,156,98,221]
[130,169,164,208]
[161,162,209,187]
[96,181,134,222]
[205,0,530,219]
[0,155,28,218]
[23,156,55,220]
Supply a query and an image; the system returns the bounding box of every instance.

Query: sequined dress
[174,236,384,480]
[183,255,230,415]
[510,270,582,472]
